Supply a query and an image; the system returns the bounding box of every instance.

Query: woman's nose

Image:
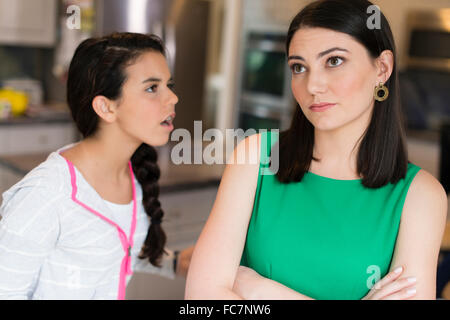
[306,70,328,95]
[167,88,179,106]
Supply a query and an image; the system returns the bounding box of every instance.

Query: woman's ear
[375,50,394,84]
[92,96,117,123]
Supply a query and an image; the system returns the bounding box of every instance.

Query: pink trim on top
[62,155,137,300]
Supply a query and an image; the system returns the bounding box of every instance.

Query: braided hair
[66,32,168,267]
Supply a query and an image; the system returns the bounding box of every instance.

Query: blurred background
[0,0,449,299]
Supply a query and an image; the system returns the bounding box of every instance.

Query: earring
[374,82,389,102]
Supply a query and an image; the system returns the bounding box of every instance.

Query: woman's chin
[143,135,170,147]
[306,116,337,130]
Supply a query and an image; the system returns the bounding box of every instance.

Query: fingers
[364,266,403,299]
[383,286,417,300]
[372,276,417,300]
[364,266,418,300]
[373,266,403,290]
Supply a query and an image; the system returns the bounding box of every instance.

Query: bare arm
[185,134,263,299]
[386,169,448,299]
[232,266,314,300]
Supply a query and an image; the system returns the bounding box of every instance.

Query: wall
[373,0,450,70]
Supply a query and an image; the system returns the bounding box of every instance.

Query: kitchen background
[0,0,449,299]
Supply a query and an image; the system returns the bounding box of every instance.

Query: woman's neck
[62,129,140,186]
[311,110,372,179]
[60,130,141,204]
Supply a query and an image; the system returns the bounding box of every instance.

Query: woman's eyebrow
[142,77,161,83]
[288,47,349,61]
[142,77,174,83]
[142,77,174,84]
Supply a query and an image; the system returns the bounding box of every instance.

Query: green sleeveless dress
[240,131,422,300]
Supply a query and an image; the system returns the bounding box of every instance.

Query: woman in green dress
[185,0,447,300]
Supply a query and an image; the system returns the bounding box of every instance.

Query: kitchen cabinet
[126,186,219,300]
[0,122,77,194]
[0,123,77,156]
[0,0,57,47]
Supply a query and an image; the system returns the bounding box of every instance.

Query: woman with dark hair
[186,0,447,300]
[0,32,193,300]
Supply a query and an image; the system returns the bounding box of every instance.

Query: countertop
[0,151,224,194]
[0,103,72,126]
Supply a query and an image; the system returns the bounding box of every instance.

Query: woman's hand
[362,266,417,300]
[232,266,266,300]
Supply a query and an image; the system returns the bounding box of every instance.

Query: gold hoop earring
[374,83,389,102]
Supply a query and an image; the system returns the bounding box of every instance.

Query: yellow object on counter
[0,87,29,117]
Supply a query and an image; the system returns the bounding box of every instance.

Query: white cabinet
[0,122,77,195]
[0,123,77,156]
[0,0,57,46]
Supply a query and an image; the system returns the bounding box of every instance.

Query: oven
[237,31,294,131]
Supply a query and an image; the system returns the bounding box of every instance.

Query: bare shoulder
[221,133,262,184]
[404,168,448,225]
[227,133,262,167]
[408,169,447,207]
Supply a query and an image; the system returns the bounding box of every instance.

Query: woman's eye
[146,84,158,93]
[290,63,306,74]
[327,56,344,67]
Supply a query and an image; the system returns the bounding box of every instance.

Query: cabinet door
[0,123,77,156]
[0,0,57,46]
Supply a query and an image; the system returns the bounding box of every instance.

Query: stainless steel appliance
[95,0,211,135]
[237,31,294,131]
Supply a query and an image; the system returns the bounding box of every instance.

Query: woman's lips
[161,113,176,131]
[309,103,336,112]
[161,121,174,131]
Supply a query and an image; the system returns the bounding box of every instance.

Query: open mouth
[161,115,174,126]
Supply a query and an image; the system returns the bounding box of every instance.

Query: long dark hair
[66,32,167,267]
[277,0,408,188]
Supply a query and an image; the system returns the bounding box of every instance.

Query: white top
[0,145,176,300]
[104,200,133,240]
